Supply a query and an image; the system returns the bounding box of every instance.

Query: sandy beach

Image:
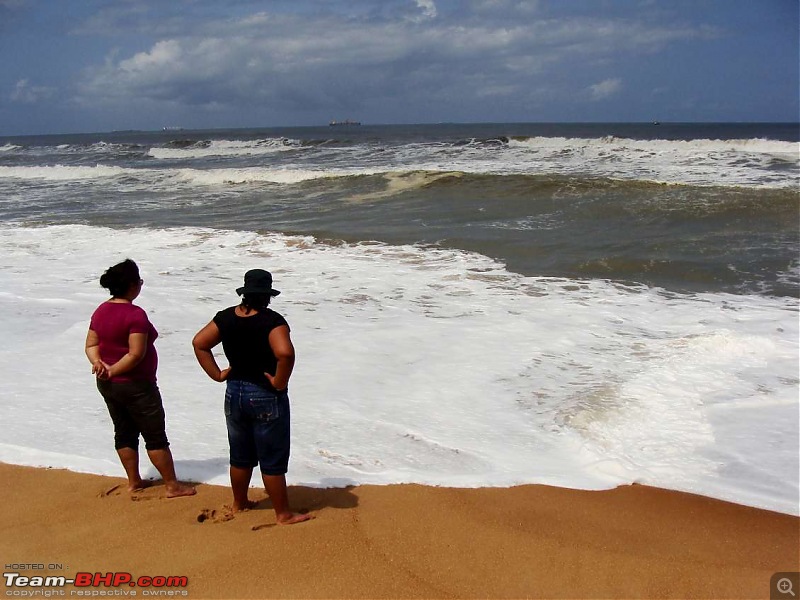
[0,463,797,599]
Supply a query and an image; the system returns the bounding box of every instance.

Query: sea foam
[0,224,796,515]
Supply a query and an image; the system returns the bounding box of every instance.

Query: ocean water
[0,122,798,515]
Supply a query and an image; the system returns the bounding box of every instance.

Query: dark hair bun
[100,259,140,297]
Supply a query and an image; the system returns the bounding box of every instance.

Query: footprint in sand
[197,508,216,523]
[130,495,157,502]
[100,481,162,499]
[98,484,122,498]
[196,507,235,524]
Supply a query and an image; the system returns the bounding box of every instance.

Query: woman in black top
[193,269,312,525]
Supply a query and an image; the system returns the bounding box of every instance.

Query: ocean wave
[88,141,147,153]
[3,129,798,190]
[0,164,132,181]
[508,135,799,155]
[149,137,302,159]
[170,166,379,185]
[322,136,798,189]
[0,164,365,185]
[449,136,511,148]
[346,170,464,202]
[1,160,794,197]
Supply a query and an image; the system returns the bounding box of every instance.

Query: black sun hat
[236,269,281,297]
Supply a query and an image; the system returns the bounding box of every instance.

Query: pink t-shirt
[89,302,158,383]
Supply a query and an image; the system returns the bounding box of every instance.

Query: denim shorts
[224,379,291,475]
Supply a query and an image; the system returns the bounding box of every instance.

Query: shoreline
[1,462,798,599]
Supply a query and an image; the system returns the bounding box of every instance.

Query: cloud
[588,78,622,100]
[10,79,55,103]
[414,0,437,20]
[72,6,707,120]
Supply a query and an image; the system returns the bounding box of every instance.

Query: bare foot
[232,499,259,512]
[165,483,197,498]
[128,480,154,493]
[276,512,314,525]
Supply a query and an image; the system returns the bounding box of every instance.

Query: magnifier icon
[778,578,796,597]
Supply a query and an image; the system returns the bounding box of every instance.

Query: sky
[0,0,797,135]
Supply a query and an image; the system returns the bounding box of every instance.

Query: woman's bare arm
[105,332,148,378]
[192,321,230,382]
[265,325,295,391]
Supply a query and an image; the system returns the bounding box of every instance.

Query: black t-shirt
[213,306,289,391]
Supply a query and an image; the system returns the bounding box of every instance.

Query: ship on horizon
[329,119,361,126]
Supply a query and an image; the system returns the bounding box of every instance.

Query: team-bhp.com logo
[4,572,188,596]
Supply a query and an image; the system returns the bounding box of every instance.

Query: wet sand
[0,462,797,599]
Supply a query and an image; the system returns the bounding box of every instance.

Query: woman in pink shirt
[85,259,195,498]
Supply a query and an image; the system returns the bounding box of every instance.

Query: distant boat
[329,120,361,126]
[162,126,184,131]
